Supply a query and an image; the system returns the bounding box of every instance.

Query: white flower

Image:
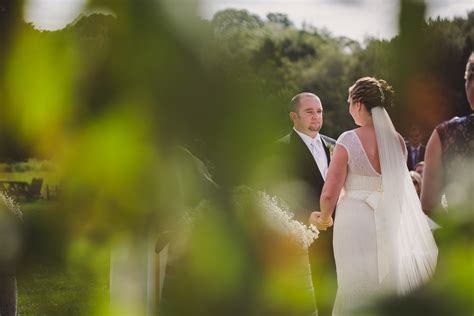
[0,192,22,220]
[177,189,319,251]
[326,143,335,158]
[255,191,319,249]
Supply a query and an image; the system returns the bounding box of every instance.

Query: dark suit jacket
[271,130,336,223]
[268,130,337,313]
[406,143,425,170]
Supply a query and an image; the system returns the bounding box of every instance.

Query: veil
[372,106,438,294]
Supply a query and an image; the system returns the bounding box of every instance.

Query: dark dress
[436,113,474,203]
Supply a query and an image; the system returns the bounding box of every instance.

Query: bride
[310,77,438,315]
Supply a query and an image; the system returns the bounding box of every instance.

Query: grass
[14,201,110,315]
[0,171,59,199]
[0,171,59,198]
[0,160,60,198]
[17,263,109,315]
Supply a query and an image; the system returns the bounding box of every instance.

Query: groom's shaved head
[290,92,321,112]
[289,92,323,137]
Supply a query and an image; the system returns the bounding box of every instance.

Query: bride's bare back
[354,125,407,176]
[354,126,381,174]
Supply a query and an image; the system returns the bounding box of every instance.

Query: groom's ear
[289,112,297,121]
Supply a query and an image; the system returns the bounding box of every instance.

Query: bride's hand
[318,216,333,230]
[310,212,333,231]
[309,212,332,231]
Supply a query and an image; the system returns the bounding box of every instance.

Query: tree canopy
[1,5,473,158]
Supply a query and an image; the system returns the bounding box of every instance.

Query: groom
[272,92,336,315]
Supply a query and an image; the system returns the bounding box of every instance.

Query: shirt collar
[293,127,321,147]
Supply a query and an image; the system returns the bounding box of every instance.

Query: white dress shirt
[293,127,329,179]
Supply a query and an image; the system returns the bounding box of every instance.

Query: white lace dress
[332,130,391,315]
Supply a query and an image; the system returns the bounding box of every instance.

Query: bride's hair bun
[378,79,395,109]
[349,77,395,111]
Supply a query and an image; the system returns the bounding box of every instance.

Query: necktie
[311,138,328,179]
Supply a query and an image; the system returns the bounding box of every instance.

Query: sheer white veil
[372,106,438,294]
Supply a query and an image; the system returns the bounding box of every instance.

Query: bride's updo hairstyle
[349,77,395,112]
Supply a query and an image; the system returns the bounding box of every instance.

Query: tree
[211,9,263,34]
[266,13,293,28]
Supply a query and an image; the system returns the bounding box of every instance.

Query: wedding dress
[109,233,157,316]
[332,108,438,315]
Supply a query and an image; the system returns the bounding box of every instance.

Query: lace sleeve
[336,131,351,163]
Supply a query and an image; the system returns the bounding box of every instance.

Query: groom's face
[291,96,323,135]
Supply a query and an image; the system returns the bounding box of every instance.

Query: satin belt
[343,189,388,284]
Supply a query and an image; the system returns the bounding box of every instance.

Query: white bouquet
[234,186,319,250]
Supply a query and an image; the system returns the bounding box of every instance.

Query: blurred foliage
[17,202,109,315]
[0,0,472,315]
[0,159,56,173]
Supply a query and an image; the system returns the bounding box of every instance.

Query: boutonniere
[325,143,335,158]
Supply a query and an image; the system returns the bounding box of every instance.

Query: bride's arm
[319,144,348,223]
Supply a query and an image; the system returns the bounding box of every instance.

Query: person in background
[406,126,425,171]
[414,161,425,178]
[421,52,474,212]
[410,171,422,197]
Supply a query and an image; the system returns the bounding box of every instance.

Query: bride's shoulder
[346,128,359,134]
[336,130,358,152]
[337,129,357,140]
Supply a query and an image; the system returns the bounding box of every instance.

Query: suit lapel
[290,130,317,169]
[290,130,325,182]
[321,135,331,164]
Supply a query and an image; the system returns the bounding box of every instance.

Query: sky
[24,0,474,42]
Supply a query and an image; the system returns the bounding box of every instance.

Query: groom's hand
[309,211,322,228]
[317,216,333,231]
[309,211,333,231]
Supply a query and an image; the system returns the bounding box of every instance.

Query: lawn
[17,263,109,315]
[0,171,60,199]
[14,201,110,315]
[0,160,60,198]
